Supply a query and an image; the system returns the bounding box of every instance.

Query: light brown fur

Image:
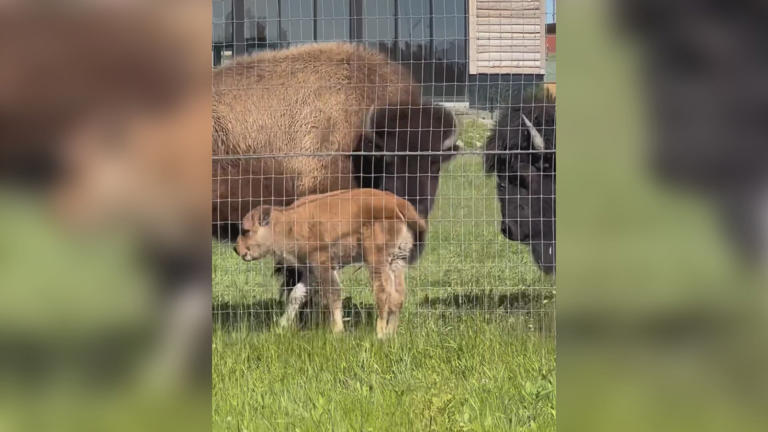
[212,43,423,225]
[234,189,427,338]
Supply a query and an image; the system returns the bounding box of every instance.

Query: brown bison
[212,42,460,236]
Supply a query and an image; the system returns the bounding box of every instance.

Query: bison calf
[234,189,427,338]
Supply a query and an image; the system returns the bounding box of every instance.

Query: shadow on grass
[213,297,378,332]
[214,289,555,333]
[415,289,556,334]
[417,289,555,312]
[213,298,283,331]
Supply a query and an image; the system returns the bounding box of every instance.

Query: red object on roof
[546,34,556,54]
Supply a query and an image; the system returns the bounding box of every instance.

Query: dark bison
[213,43,460,303]
[484,91,556,274]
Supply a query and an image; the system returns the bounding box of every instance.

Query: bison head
[498,164,556,274]
[352,104,460,218]
[485,101,556,274]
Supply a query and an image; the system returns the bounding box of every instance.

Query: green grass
[458,119,490,149]
[213,154,556,431]
[214,319,554,431]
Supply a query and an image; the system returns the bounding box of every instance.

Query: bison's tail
[408,230,427,265]
[396,199,428,264]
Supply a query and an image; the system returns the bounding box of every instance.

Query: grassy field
[213,148,556,430]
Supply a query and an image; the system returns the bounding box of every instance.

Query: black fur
[351,104,460,219]
[273,264,304,298]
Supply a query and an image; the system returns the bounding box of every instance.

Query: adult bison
[484,91,556,274]
[213,43,460,316]
[213,42,459,233]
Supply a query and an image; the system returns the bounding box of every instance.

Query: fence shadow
[213,296,378,332]
[415,289,556,334]
[213,290,555,332]
[213,298,283,331]
[417,289,555,313]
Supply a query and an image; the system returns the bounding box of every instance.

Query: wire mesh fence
[212,0,556,337]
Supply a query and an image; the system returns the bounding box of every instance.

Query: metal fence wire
[212,0,556,336]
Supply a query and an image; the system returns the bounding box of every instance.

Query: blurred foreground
[0,2,211,431]
[559,1,767,431]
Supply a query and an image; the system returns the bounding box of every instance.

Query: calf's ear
[242,205,272,231]
[257,206,272,226]
[242,209,257,231]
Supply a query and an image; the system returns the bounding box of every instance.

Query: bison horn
[363,105,377,140]
[442,125,458,151]
[521,114,545,151]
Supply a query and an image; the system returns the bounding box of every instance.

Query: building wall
[212,0,468,102]
[212,1,549,109]
[468,0,547,75]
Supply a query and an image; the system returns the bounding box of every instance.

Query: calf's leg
[385,267,406,335]
[369,266,391,338]
[312,266,344,333]
[275,264,309,329]
[363,225,395,338]
[277,279,308,329]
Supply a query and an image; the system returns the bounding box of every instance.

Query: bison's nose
[500,220,514,240]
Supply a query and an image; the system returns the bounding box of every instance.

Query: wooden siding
[469,0,547,75]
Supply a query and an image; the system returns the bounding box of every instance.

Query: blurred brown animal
[1,4,212,389]
[234,189,427,338]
